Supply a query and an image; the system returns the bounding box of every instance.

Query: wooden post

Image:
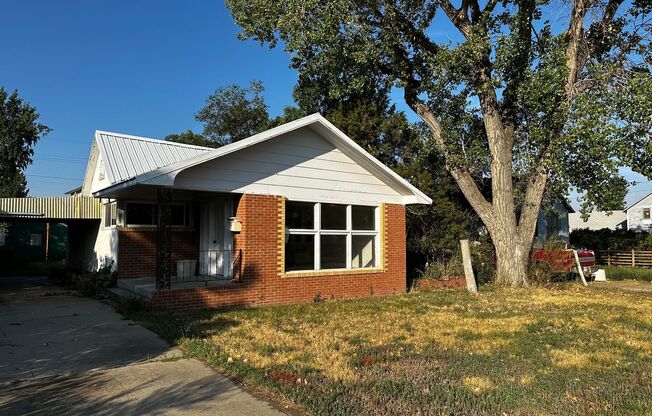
[572,249,588,286]
[607,249,611,266]
[632,249,635,267]
[460,239,478,294]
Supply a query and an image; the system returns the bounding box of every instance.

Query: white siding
[628,193,652,232]
[90,153,111,194]
[173,128,403,205]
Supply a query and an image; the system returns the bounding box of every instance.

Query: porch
[115,275,241,299]
[104,187,243,291]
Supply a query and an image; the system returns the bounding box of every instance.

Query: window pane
[644,208,651,219]
[320,234,347,269]
[352,235,376,268]
[104,205,112,227]
[286,201,314,229]
[352,206,375,230]
[127,203,156,225]
[321,204,347,230]
[285,234,314,271]
[171,205,186,226]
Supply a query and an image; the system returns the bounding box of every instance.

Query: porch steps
[116,278,156,299]
[106,287,146,302]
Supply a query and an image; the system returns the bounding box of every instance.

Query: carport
[0,196,102,271]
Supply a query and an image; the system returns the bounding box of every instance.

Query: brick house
[78,114,431,310]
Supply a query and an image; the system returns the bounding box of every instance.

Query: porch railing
[172,249,243,286]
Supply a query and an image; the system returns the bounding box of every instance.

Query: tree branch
[437,0,472,37]
[518,160,549,243]
[482,0,500,17]
[403,84,494,224]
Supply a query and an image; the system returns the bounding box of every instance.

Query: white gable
[627,192,652,232]
[92,114,431,205]
[173,128,403,205]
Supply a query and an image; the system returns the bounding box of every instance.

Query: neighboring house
[534,201,573,247]
[72,114,430,309]
[569,211,628,231]
[626,191,652,233]
[567,192,652,233]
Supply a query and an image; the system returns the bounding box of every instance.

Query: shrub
[50,263,116,297]
[416,241,495,285]
[570,228,652,251]
[528,259,575,286]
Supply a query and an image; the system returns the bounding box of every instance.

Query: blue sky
[2,1,649,206]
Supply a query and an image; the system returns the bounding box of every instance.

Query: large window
[285,201,379,272]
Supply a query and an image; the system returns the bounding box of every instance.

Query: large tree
[196,80,270,144]
[227,0,652,285]
[165,130,217,148]
[0,88,50,197]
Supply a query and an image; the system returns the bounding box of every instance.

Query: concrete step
[116,278,155,299]
[106,287,146,302]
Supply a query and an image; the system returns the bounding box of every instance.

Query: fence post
[607,249,611,266]
[632,249,635,267]
[460,239,478,294]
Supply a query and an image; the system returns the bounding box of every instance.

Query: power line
[27,174,80,181]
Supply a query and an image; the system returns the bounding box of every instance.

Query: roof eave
[92,113,432,205]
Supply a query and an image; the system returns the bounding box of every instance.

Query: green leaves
[0,87,50,197]
[195,80,270,144]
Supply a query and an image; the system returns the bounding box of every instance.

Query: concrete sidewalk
[0,276,284,416]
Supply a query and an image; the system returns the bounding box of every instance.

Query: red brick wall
[117,228,198,278]
[150,194,407,311]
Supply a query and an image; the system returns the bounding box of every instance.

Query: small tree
[0,87,51,197]
[227,0,651,285]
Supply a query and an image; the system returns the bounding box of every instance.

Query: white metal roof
[94,131,211,185]
[93,114,432,205]
[569,211,628,231]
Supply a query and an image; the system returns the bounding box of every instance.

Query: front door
[199,199,227,276]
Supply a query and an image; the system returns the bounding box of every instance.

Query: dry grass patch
[127,286,652,415]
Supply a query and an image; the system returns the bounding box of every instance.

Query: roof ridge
[95,130,213,151]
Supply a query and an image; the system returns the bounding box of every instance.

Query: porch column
[156,188,172,289]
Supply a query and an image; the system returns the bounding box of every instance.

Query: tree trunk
[493,232,530,286]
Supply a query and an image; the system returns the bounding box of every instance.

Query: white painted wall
[92,225,118,272]
[68,199,117,272]
[627,193,652,232]
[90,153,111,195]
[173,128,403,205]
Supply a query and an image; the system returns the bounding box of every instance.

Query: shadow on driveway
[0,276,284,416]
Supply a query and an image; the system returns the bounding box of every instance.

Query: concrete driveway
[0,276,284,416]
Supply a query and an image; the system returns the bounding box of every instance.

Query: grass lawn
[603,265,652,282]
[125,286,652,415]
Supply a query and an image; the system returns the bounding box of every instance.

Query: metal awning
[0,197,102,221]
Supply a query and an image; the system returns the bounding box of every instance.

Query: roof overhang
[94,114,432,205]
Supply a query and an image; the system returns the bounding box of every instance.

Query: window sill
[281,267,384,278]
